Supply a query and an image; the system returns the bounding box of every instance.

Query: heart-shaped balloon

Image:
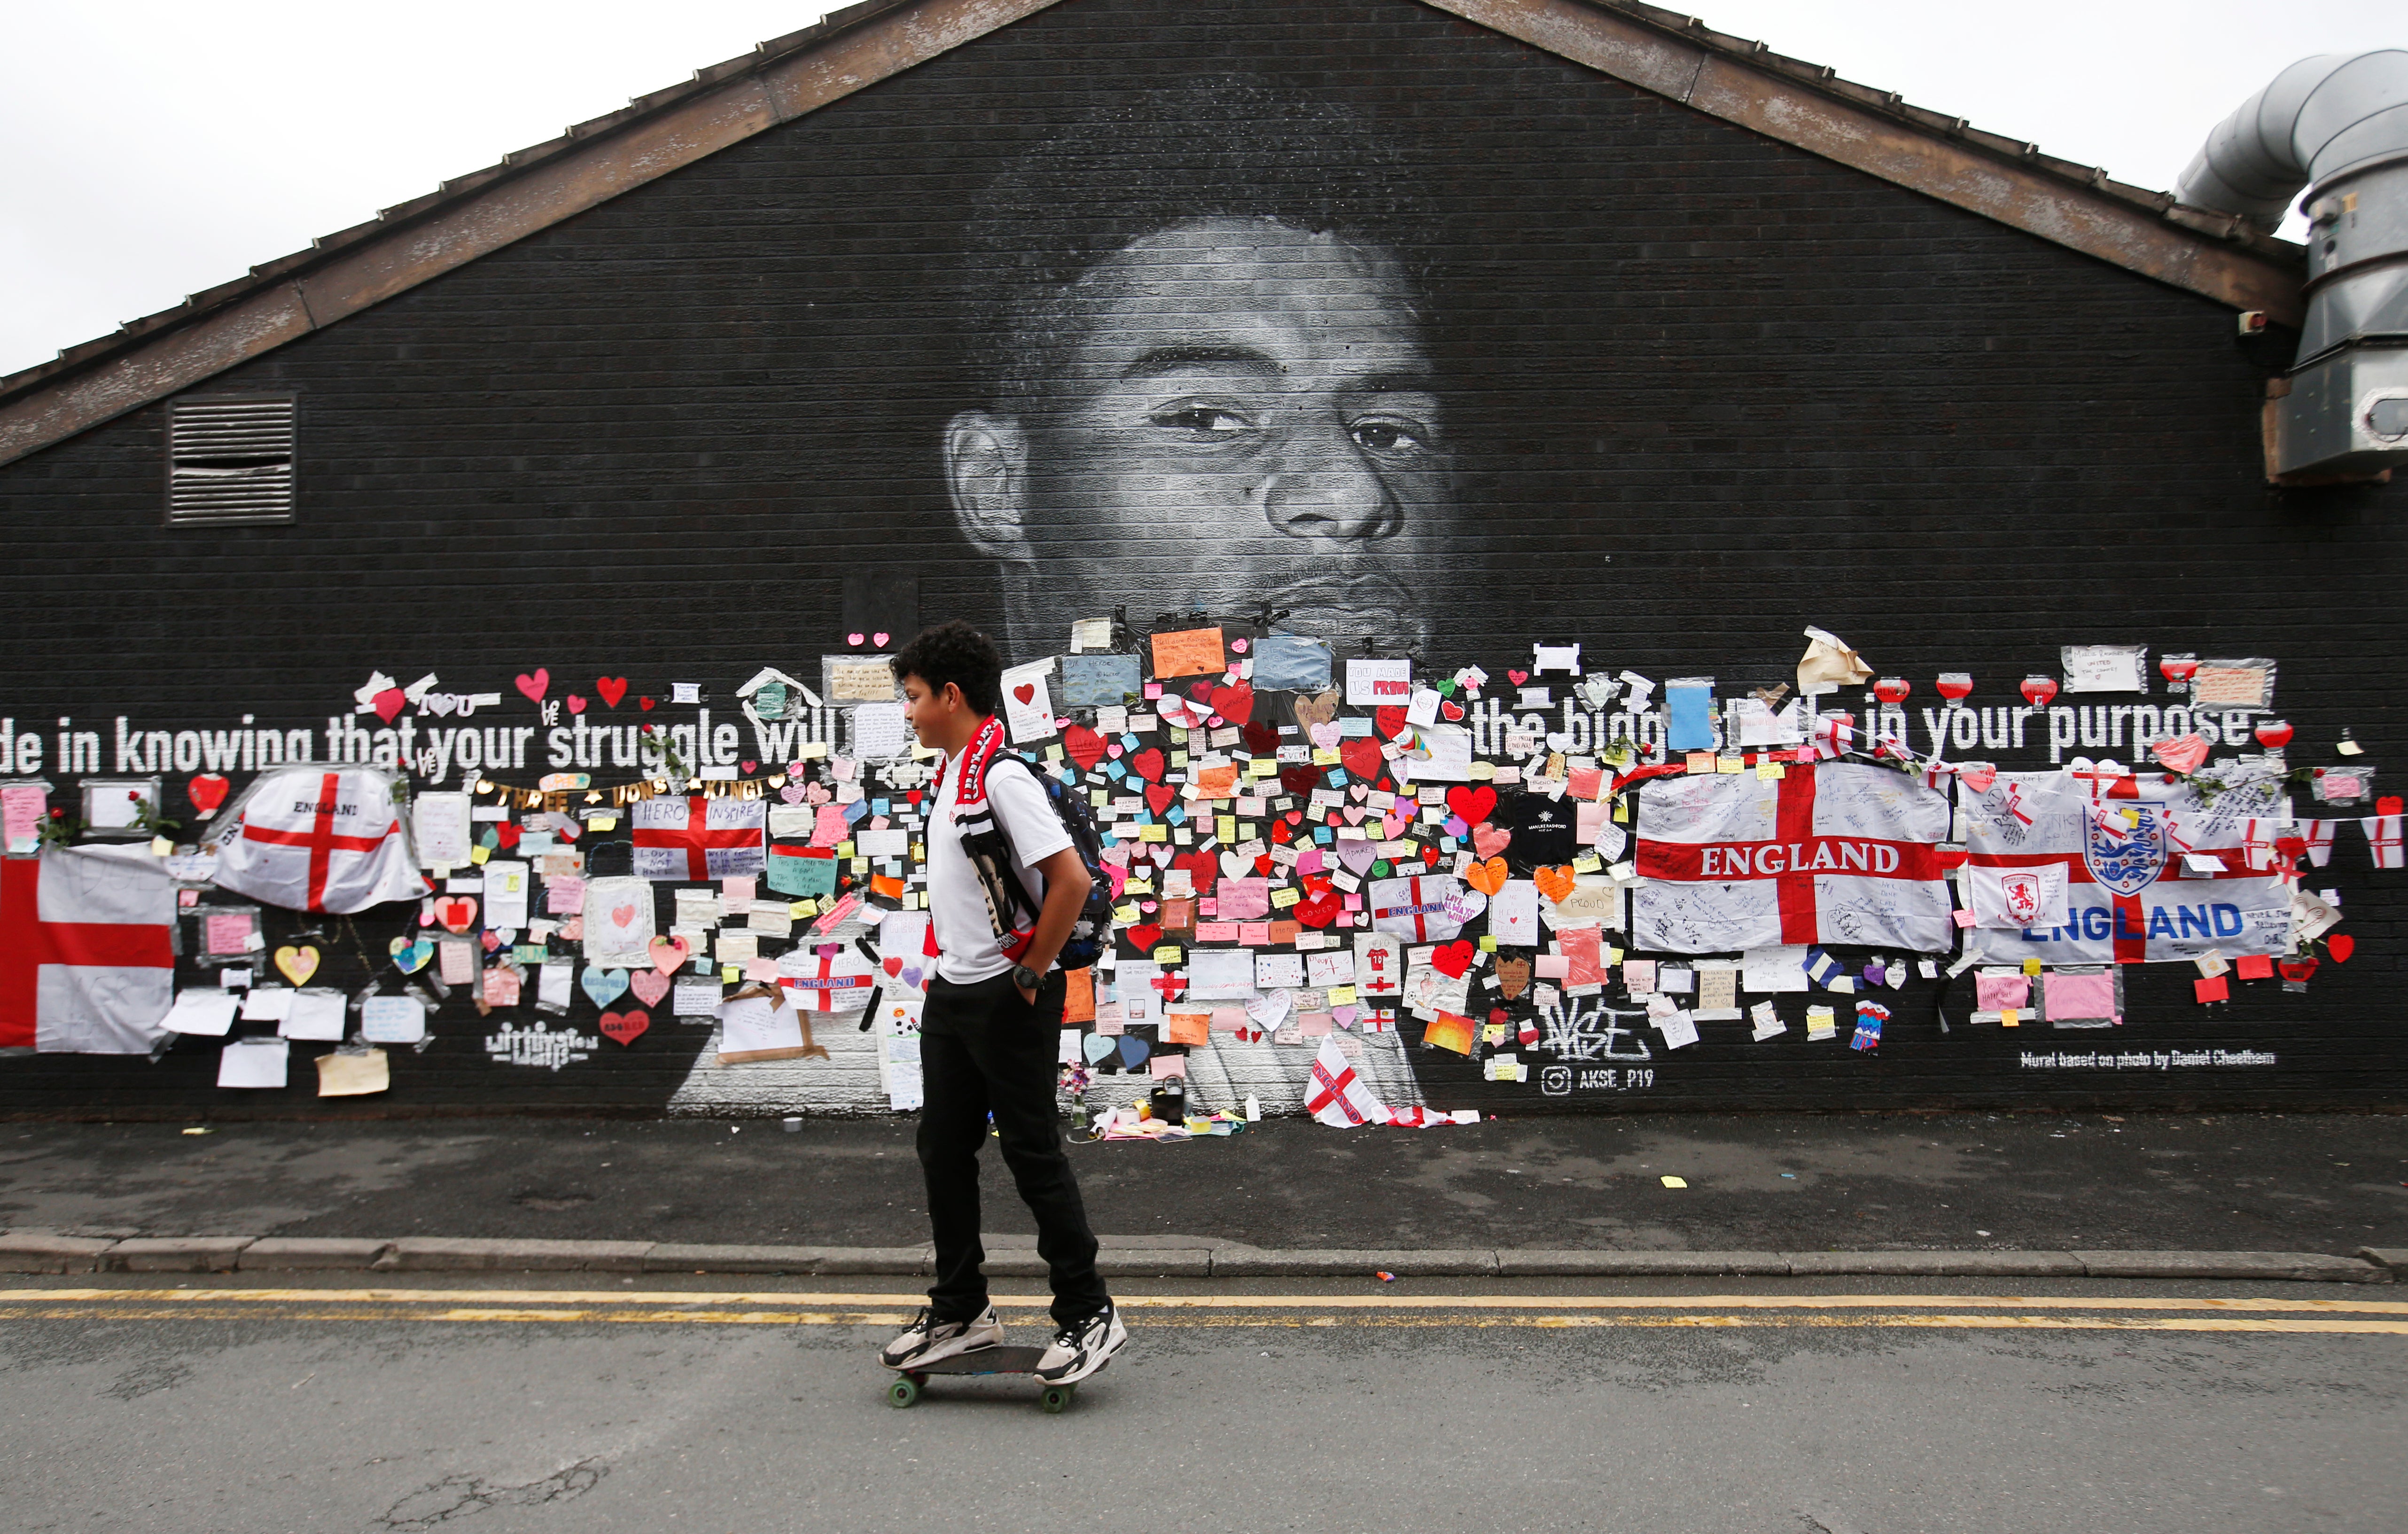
[598,1008,650,1046]
[2020,676,2059,707]
[629,969,672,1007]
[648,934,692,976]
[187,774,232,815]
[273,945,320,986]
[582,966,630,1008]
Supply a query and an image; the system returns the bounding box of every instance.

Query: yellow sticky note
[1717,754,1743,775]
[1152,945,1184,964]
[1217,816,1237,841]
[1247,759,1278,778]
[469,845,491,865]
[1660,1175,1688,1189]
[1757,761,1785,781]
[2023,958,2043,977]
[1328,985,1357,1006]
[1271,886,1301,908]
[789,899,815,917]
[1614,800,1630,823]
[2001,1008,2020,1027]
[1478,935,1497,952]
[1114,902,1141,923]
[1312,746,1342,767]
[837,841,855,859]
[721,964,740,983]
[1572,852,1602,874]
[1140,823,1169,843]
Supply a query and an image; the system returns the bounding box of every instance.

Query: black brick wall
[0,0,2400,1118]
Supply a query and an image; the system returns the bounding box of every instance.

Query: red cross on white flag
[210,766,423,914]
[632,795,765,881]
[0,846,176,1053]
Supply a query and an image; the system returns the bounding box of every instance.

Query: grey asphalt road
[0,1273,2398,1533]
[3,1111,2403,1255]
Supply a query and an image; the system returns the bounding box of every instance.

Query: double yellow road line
[5,1287,2406,1335]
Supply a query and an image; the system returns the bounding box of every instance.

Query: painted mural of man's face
[946,216,1456,659]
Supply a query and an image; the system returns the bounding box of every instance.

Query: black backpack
[951,751,1116,970]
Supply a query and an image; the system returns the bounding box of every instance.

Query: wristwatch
[1011,963,1044,992]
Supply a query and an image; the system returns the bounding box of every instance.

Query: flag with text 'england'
[0,845,177,1053]
[208,766,424,914]
[1633,762,1953,954]
[1960,769,2291,965]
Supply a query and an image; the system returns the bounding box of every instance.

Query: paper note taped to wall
[2061,644,2146,694]
[1346,658,1413,705]
[826,658,897,704]
[1150,627,1224,678]
[2191,658,2276,710]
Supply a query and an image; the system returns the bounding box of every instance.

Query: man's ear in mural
[944,409,1031,564]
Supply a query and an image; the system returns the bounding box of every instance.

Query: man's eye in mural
[1346,415,1434,458]
[1146,403,1254,436]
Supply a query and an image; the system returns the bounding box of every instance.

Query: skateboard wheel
[1040,1385,1072,1414]
[888,1377,920,1409]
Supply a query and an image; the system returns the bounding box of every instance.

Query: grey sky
[1,1,2397,380]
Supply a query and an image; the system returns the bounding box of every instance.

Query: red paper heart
[1013,682,1036,705]
[595,676,628,708]
[1294,890,1342,928]
[1172,850,1219,896]
[1063,724,1107,771]
[1126,923,1163,953]
[1209,681,1255,725]
[1373,706,1407,740]
[565,694,586,715]
[1254,854,1275,876]
[1145,784,1176,815]
[639,696,655,711]
[2326,933,2355,963]
[1432,939,1474,978]
[1446,785,1497,825]
[883,956,903,977]
[372,688,406,723]
[1130,749,1166,783]
[1507,669,1529,685]
[493,821,521,851]
[1270,818,1295,845]
[741,759,758,774]
[629,970,671,1008]
[1339,737,1383,782]
[1279,766,1320,796]
[1420,845,1441,867]
[598,1009,650,1047]
[434,896,477,933]
[1440,699,1465,722]
[1241,722,1279,754]
[514,669,550,704]
[187,774,231,815]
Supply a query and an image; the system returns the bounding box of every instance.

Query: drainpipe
[2179,51,2408,479]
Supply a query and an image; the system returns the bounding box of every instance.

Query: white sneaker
[1035,1302,1126,1384]
[879,1305,1004,1369]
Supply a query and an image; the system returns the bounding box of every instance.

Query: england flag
[0,845,178,1053]
[1961,768,2291,964]
[208,766,424,914]
[1633,762,1954,954]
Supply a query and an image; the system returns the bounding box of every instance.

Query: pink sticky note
[721,876,756,904]
[1239,922,1272,945]
[1952,908,1977,928]
[1535,953,1571,979]
[204,915,251,954]
[1149,1052,1188,1079]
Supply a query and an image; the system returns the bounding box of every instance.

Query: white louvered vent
[167,396,294,524]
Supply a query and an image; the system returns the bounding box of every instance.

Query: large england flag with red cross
[1962,769,2291,964]
[632,795,765,881]
[0,845,177,1053]
[209,766,424,914]
[1634,762,1953,953]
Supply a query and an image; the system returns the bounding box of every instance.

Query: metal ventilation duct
[2180,50,2408,479]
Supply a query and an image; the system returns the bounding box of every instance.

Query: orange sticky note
[1063,968,1095,1025]
[2194,975,2230,1003]
[2235,954,2275,981]
[1150,626,1226,679]
[1194,765,1239,799]
[1164,1010,1211,1046]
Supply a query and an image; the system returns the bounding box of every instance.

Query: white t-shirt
[928,747,1073,984]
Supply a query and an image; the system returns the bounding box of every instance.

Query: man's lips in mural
[1269,572,1432,659]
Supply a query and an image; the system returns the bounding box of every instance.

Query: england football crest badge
[2083,803,2166,895]
[1999,870,2045,925]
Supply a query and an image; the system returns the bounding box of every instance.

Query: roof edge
[0,0,1065,468]
[1432,0,2306,318]
[0,0,2307,470]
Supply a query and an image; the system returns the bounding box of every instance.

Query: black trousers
[917,970,1107,1329]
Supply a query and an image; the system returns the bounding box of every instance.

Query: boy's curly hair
[890,620,1003,716]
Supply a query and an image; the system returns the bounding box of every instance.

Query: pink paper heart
[565,695,586,714]
[848,632,865,645]
[1338,840,1379,875]
[779,784,806,804]
[873,632,889,647]
[2152,733,2210,775]
[648,934,691,977]
[1231,638,1248,653]
[1343,807,1366,825]
[1308,722,1341,750]
[628,970,671,1008]
[372,688,406,723]
[1473,823,1512,860]
[514,669,550,704]
[1959,764,1997,794]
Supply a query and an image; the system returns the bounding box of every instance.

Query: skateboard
[886,1345,1088,1413]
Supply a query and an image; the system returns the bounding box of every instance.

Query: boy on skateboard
[877,621,1127,1384]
